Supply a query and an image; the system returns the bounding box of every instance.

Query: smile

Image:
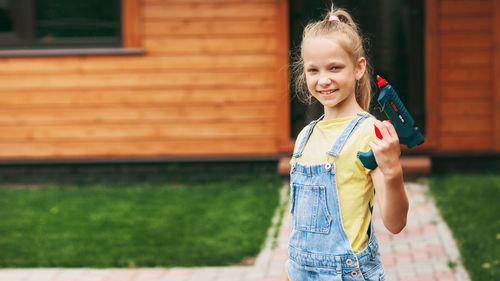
[317,89,338,96]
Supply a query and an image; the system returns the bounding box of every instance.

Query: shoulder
[293,123,313,146]
[357,115,377,136]
[291,124,310,154]
[295,125,310,142]
[350,114,377,149]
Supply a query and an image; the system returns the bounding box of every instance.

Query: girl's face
[303,37,365,117]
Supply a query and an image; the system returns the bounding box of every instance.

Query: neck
[323,94,364,121]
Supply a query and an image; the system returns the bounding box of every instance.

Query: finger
[383,121,398,138]
[369,137,385,152]
[370,136,383,146]
[368,140,379,150]
[385,121,399,140]
[375,120,391,140]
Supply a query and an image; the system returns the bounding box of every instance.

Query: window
[0,0,121,49]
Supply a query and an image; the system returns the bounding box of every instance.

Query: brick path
[0,181,470,281]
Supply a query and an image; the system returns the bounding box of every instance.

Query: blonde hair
[292,7,373,111]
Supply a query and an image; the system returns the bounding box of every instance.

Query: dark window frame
[0,0,129,54]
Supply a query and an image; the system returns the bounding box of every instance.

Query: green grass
[429,173,500,281]
[0,173,283,268]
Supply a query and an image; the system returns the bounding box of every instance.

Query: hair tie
[328,15,340,22]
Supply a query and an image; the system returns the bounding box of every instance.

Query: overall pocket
[290,183,332,234]
[360,250,385,281]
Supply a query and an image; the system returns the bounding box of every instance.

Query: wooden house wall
[2,0,499,161]
[426,0,500,152]
[0,0,291,160]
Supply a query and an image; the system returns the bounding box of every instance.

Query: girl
[281,7,408,281]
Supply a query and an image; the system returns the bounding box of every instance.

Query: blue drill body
[357,77,425,170]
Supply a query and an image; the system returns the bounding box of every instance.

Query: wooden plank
[82,54,276,71]
[144,19,276,36]
[0,57,82,73]
[275,0,290,153]
[440,101,491,116]
[440,17,491,33]
[440,33,492,49]
[0,104,277,125]
[424,0,440,149]
[440,134,492,151]
[122,0,141,48]
[495,0,500,150]
[0,72,275,90]
[0,54,277,74]
[441,83,491,100]
[0,88,276,106]
[440,49,491,66]
[143,3,277,20]
[0,139,278,158]
[143,36,278,54]
[440,1,491,16]
[440,66,491,82]
[440,117,492,134]
[0,122,277,141]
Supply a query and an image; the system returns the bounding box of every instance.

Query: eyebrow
[305,61,345,68]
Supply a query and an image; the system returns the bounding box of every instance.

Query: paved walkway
[0,181,470,281]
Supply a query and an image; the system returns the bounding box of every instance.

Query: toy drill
[357,76,425,170]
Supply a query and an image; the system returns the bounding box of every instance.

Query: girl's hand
[370,120,408,234]
[369,120,402,177]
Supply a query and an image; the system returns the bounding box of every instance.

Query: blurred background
[0,0,498,275]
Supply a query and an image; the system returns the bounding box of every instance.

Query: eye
[330,66,342,71]
[306,68,318,73]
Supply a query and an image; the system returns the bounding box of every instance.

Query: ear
[355,57,366,80]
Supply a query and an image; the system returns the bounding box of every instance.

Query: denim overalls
[286,113,385,281]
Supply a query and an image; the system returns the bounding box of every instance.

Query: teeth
[319,90,335,94]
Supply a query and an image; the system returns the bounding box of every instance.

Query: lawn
[0,172,283,268]
[429,173,500,281]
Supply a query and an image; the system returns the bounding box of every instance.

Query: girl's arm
[281,269,289,281]
[369,120,409,234]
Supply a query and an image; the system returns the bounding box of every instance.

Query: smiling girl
[281,7,408,281]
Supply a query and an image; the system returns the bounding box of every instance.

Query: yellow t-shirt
[290,114,376,253]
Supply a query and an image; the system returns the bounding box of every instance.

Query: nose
[318,73,331,87]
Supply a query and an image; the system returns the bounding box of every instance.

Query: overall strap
[327,113,371,158]
[292,114,324,158]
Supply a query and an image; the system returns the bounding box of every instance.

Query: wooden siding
[427,0,499,152]
[0,0,290,160]
[495,0,500,150]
